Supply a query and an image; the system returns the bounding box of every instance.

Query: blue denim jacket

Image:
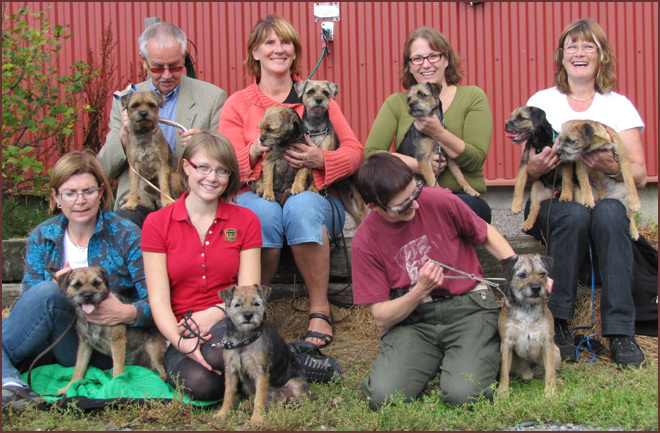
[22,211,152,327]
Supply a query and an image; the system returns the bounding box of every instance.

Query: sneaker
[554,319,577,362]
[2,385,45,412]
[288,341,341,383]
[610,336,646,368]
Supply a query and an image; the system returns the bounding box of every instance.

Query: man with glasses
[352,153,516,410]
[99,21,227,227]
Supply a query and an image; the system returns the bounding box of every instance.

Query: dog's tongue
[506,132,525,141]
[82,304,95,314]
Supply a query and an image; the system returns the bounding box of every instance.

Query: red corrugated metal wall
[4,2,658,183]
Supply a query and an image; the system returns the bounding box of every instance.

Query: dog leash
[177,310,263,352]
[569,246,600,363]
[430,260,510,307]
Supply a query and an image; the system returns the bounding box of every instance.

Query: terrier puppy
[56,267,167,395]
[294,80,368,226]
[398,82,479,196]
[505,106,566,231]
[120,90,184,211]
[499,254,561,396]
[556,119,640,239]
[253,106,311,205]
[214,285,309,426]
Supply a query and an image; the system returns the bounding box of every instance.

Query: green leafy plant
[2,5,95,197]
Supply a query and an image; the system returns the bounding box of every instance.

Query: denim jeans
[2,281,112,387]
[524,198,635,336]
[237,190,346,248]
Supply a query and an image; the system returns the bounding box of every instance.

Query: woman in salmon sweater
[218,15,363,347]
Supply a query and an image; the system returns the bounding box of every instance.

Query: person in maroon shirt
[352,153,515,409]
[142,131,262,401]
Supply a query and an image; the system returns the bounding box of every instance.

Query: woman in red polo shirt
[142,131,262,401]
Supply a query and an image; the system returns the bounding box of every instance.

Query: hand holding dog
[285,137,324,169]
[527,142,561,180]
[579,149,619,175]
[84,292,137,326]
[179,128,200,146]
[413,112,446,142]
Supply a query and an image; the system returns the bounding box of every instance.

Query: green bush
[2,194,51,239]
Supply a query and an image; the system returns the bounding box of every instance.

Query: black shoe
[554,319,577,362]
[2,385,45,412]
[288,341,341,383]
[610,336,646,368]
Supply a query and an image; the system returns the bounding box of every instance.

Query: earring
[57,203,62,209]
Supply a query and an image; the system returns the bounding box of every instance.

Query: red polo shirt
[141,194,262,318]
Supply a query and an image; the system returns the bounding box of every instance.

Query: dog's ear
[290,108,304,138]
[294,80,308,98]
[56,269,74,294]
[120,93,132,110]
[219,285,236,305]
[529,106,546,127]
[578,122,595,146]
[427,82,442,99]
[96,266,109,285]
[152,91,165,108]
[539,254,554,274]
[256,284,272,302]
[326,81,339,99]
[500,255,518,281]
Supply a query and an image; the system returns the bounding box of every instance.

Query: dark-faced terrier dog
[498,254,560,396]
[398,82,479,196]
[120,90,184,211]
[556,119,640,239]
[253,106,312,205]
[294,79,368,226]
[56,266,167,395]
[214,285,309,426]
[505,106,567,231]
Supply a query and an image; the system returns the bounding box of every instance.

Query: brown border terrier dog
[120,90,184,211]
[556,119,641,240]
[397,82,479,196]
[56,266,167,395]
[294,79,368,226]
[499,254,561,397]
[214,285,309,426]
[253,106,312,206]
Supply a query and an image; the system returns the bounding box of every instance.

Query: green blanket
[22,364,219,407]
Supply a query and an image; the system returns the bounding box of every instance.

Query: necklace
[568,92,596,102]
[67,227,88,252]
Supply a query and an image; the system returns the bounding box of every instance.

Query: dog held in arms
[56,266,167,395]
[498,254,560,396]
[214,285,309,426]
[119,90,184,211]
[294,79,368,226]
[555,119,641,240]
[252,106,313,206]
[397,82,479,196]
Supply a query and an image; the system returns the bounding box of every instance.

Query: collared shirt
[150,81,180,151]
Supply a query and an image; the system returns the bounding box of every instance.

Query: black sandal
[304,312,334,348]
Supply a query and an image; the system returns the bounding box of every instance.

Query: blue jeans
[237,191,346,248]
[524,198,635,336]
[2,281,112,387]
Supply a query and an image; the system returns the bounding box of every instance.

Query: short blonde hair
[400,27,463,90]
[554,18,617,94]
[49,149,114,214]
[244,15,302,78]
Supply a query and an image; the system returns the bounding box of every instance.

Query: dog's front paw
[262,191,276,201]
[511,202,523,214]
[121,200,138,211]
[160,197,175,207]
[213,408,230,421]
[249,413,264,426]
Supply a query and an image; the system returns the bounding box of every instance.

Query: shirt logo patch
[224,228,238,242]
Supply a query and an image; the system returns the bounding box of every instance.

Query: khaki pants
[361,288,501,409]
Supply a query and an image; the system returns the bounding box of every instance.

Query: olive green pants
[361,288,501,409]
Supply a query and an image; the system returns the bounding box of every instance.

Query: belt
[420,282,488,304]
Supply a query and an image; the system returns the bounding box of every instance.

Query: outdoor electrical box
[314,2,340,41]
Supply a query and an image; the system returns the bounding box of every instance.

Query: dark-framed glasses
[563,43,597,54]
[58,188,101,202]
[383,180,423,214]
[409,53,443,66]
[186,160,231,178]
[145,61,185,74]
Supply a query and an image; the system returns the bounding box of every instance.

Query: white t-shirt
[526,87,644,134]
[64,230,89,269]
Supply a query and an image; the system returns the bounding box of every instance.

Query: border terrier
[398,82,479,196]
[214,285,309,426]
[556,119,640,240]
[56,266,167,395]
[253,106,312,205]
[499,254,561,396]
[120,90,184,211]
[294,80,368,226]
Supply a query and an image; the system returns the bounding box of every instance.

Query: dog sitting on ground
[119,90,184,211]
[252,106,312,206]
[498,254,561,396]
[214,285,309,426]
[56,266,167,395]
[397,82,479,196]
[556,119,641,240]
[294,79,368,226]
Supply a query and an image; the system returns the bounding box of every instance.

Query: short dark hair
[355,153,414,208]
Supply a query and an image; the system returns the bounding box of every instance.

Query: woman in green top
[364,27,493,222]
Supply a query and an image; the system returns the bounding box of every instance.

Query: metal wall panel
[4,2,657,183]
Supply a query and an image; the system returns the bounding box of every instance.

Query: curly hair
[244,15,303,78]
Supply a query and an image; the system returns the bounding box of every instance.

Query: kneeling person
[352,153,514,409]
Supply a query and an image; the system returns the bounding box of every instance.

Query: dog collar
[217,326,263,350]
[306,128,329,137]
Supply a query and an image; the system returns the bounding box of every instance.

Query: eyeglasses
[563,43,598,54]
[186,160,231,178]
[145,61,185,74]
[382,180,423,214]
[58,188,102,202]
[409,53,443,66]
